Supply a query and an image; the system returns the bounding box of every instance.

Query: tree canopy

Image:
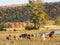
[27,0,49,29]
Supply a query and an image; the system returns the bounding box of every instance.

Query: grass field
[0,30,60,45]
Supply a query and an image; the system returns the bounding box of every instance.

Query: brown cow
[13,36,17,40]
[9,34,11,37]
[27,34,31,39]
[31,34,34,37]
[49,31,55,38]
[6,36,10,40]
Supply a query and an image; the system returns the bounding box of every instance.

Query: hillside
[0,2,60,22]
[45,2,60,19]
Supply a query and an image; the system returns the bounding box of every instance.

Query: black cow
[19,34,33,39]
[19,34,28,39]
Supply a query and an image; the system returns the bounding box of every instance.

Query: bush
[0,26,4,31]
[25,26,39,30]
[25,26,32,30]
[13,29,16,31]
[0,26,6,31]
[55,16,60,25]
[3,29,7,31]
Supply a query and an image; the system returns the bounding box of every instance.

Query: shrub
[13,29,16,31]
[25,26,33,30]
[25,26,38,30]
[3,29,6,31]
[0,26,6,31]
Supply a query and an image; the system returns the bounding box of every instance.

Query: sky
[0,0,59,6]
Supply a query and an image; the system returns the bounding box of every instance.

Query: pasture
[0,30,60,45]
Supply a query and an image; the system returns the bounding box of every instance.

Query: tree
[0,11,2,22]
[55,16,60,25]
[27,0,49,29]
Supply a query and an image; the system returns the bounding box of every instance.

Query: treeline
[0,2,60,22]
[45,2,60,19]
[0,5,30,22]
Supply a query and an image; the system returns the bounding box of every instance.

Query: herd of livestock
[6,31,55,41]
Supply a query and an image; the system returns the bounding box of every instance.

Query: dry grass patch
[0,31,60,45]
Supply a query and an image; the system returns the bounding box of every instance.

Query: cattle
[40,33,46,40]
[13,36,17,40]
[6,34,11,40]
[6,36,10,40]
[9,34,11,37]
[27,34,31,39]
[31,34,34,37]
[19,33,34,39]
[19,34,28,39]
[49,31,55,38]
[19,34,27,38]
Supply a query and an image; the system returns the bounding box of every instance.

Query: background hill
[0,2,60,22]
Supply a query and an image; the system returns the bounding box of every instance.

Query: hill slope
[0,2,60,22]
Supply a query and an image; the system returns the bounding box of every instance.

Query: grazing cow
[19,34,33,39]
[31,34,34,37]
[40,33,46,40]
[6,36,10,40]
[6,34,11,40]
[27,34,31,39]
[19,34,28,39]
[13,36,17,40]
[49,31,55,38]
[9,34,11,37]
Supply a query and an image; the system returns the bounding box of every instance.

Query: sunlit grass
[0,30,60,45]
